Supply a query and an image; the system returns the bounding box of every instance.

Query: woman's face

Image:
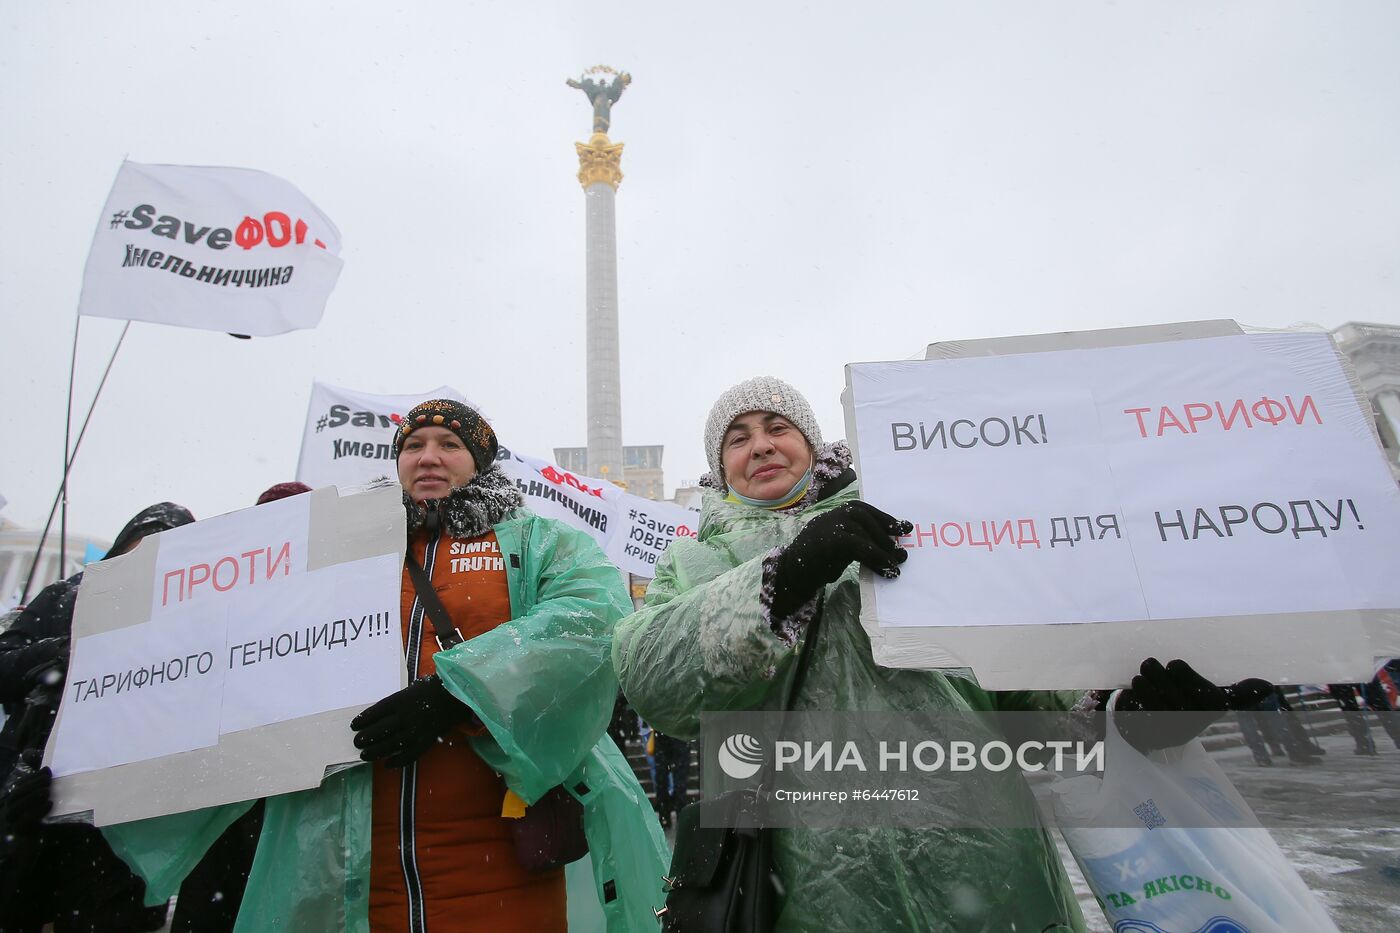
[397,426,477,501]
[721,411,813,500]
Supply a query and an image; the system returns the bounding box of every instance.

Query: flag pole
[19,321,131,603]
[58,316,81,578]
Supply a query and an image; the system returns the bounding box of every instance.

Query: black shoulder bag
[404,549,588,872]
[659,603,824,932]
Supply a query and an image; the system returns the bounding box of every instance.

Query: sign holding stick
[844,322,1400,690]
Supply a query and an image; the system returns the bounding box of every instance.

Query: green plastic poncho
[105,509,669,932]
[613,482,1088,932]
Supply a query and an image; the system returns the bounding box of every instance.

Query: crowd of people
[0,379,1390,931]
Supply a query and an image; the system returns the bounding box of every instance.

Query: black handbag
[405,550,588,873]
[509,783,590,873]
[659,603,824,932]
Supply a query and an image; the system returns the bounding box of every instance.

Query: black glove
[350,675,476,768]
[11,638,68,691]
[1113,658,1273,751]
[769,501,912,618]
[0,760,52,834]
[23,651,67,692]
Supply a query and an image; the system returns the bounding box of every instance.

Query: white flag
[78,162,343,336]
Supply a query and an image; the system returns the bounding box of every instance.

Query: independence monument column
[568,66,631,482]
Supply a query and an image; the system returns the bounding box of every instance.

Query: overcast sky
[2,1,1398,542]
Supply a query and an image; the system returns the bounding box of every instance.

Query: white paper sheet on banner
[150,491,310,619]
[850,332,1400,629]
[44,486,407,824]
[50,601,229,776]
[220,553,402,735]
[845,325,1400,689]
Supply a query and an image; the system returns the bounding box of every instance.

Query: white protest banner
[77,161,343,336]
[497,448,699,578]
[296,381,473,489]
[605,495,700,575]
[295,382,699,578]
[845,322,1400,690]
[45,485,405,825]
[497,448,614,549]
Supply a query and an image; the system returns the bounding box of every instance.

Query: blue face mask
[727,466,813,510]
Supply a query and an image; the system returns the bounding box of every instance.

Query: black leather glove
[769,501,912,618]
[1112,658,1273,751]
[350,675,476,768]
[13,638,68,689]
[0,759,52,834]
[23,651,67,692]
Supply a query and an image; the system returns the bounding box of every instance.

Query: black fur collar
[403,465,523,539]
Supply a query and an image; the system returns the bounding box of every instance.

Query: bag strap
[405,554,464,651]
[404,507,464,651]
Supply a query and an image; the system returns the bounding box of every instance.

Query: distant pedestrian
[1328,684,1377,756]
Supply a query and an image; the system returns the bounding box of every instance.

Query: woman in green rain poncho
[103,400,669,933]
[612,376,1089,932]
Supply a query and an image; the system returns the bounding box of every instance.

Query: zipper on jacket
[399,520,439,933]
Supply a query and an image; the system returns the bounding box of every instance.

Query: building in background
[554,445,664,501]
[0,517,108,611]
[1334,321,1400,480]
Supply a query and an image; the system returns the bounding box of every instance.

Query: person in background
[1363,659,1400,749]
[0,503,195,933]
[649,730,692,829]
[1327,683,1377,756]
[606,691,639,753]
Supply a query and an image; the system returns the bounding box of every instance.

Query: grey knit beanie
[703,376,824,484]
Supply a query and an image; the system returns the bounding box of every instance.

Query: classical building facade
[1333,321,1400,480]
[554,444,665,501]
[0,518,107,610]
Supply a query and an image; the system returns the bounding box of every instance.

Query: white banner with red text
[495,449,698,578]
[845,324,1400,689]
[77,161,343,336]
[295,382,699,578]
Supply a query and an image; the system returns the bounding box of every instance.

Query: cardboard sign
[45,485,405,825]
[844,321,1400,690]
